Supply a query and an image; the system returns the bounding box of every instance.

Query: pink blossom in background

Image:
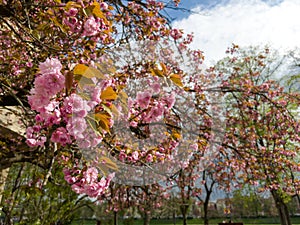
[119,151,127,162]
[136,91,152,109]
[76,127,103,149]
[26,127,47,147]
[151,82,161,94]
[170,28,183,40]
[163,91,176,110]
[132,151,139,161]
[146,153,153,162]
[144,102,164,122]
[66,117,87,139]
[66,7,78,17]
[100,2,108,10]
[83,16,100,36]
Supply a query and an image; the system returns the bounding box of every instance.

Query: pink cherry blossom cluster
[26,125,46,147]
[63,166,114,198]
[170,28,183,40]
[26,58,113,149]
[62,1,112,44]
[128,84,175,127]
[28,58,65,113]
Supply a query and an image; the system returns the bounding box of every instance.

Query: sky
[165,0,300,65]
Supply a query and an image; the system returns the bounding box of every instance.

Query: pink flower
[72,183,84,194]
[92,86,102,103]
[77,138,91,149]
[51,127,72,146]
[136,91,152,109]
[83,16,100,36]
[100,2,108,10]
[35,114,44,123]
[26,127,47,147]
[146,154,153,162]
[151,82,161,94]
[144,102,164,122]
[63,94,90,117]
[84,167,98,184]
[170,28,183,40]
[132,151,139,161]
[38,58,62,75]
[28,93,50,112]
[66,117,87,139]
[163,92,176,110]
[66,7,78,17]
[119,151,127,162]
[26,138,37,147]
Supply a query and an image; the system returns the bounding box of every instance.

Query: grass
[72,217,300,225]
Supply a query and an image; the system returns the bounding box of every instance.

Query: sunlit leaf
[92,1,106,19]
[98,156,119,175]
[151,68,164,77]
[51,17,67,33]
[101,86,118,100]
[73,64,89,76]
[169,73,184,87]
[94,112,111,132]
[95,61,116,75]
[73,64,106,79]
[65,1,81,10]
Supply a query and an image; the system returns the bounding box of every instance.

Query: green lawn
[72,217,300,225]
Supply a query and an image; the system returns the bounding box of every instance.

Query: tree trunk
[203,192,212,225]
[143,211,151,225]
[203,200,209,225]
[113,211,118,225]
[180,205,188,225]
[173,210,176,225]
[0,168,9,204]
[271,190,291,225]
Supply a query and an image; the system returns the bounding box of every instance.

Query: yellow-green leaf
[101,87,118,101]
[98,156,118,175]
[94,112,111,132]
[170,73,184,87]
[92,1,106,19]
[151,68,164,77]
[73,64,106,79]
[65,1,81,10]
[51,17,66,33]
[73,64,89,76]
[95,61,116,75]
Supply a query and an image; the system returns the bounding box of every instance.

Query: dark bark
[173,211,176,225]
[143,211,151,225]
[198,171,215,225]
[113,211,118,225]
[180,205,188,225]
[0,125,52,171]
[271,189,291,225]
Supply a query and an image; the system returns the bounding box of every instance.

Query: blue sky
[164,0,300,64]
[165,0,284,21]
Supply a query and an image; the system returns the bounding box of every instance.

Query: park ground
[71,217,300,225]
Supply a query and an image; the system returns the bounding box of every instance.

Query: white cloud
[173,0,300,64]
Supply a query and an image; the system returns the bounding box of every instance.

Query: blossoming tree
[218,45,300,225]
[0,0,224,223]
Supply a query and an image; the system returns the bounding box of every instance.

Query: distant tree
[217,45,300,225]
